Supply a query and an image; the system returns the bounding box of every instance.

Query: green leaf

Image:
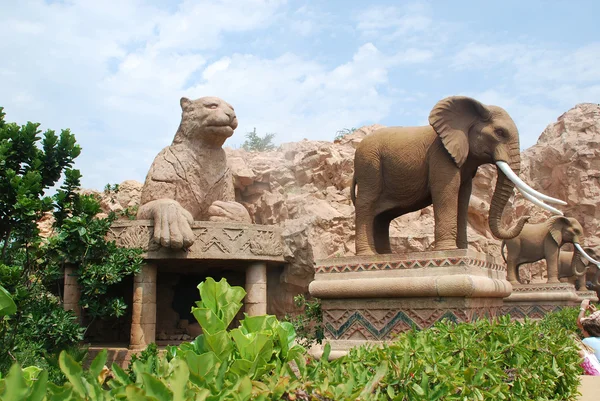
[167,358,189,401]
[141,373,173,401]
[411,383,425,396]
[58,351,87,397]
[89,349,108,380]
[0,284,17,316]
[21,366,42,385]
[203,330,233,361]
[28,369,48,401]
[185,351,219,386]
[2,363,28,401]
[125,385,152,401]
[110,363,132,387]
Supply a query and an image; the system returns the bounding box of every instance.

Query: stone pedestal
[130,264,157,350]
[63,266,81,320]
[246,262,267,316]
[577,291,599,303]
[501,283,580,319]
[309,249,510,358]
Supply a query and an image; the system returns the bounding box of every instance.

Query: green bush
[242,128,276,152]
[539,306,581,338]
[0,107,142,382]
[0,279,585,400]
[284,294,324,348]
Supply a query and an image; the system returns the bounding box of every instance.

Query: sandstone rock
[207,200,252,223]
[83,103,600,308]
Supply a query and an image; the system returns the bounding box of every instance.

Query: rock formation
[82,103,600,305]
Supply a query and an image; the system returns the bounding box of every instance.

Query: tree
[242,127,276,152]
[0,107,142,382]
[334,127,357,141]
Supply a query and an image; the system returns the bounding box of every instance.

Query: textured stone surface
[107,220,284,262]
[136,97,251,249]
[82,103,600,310]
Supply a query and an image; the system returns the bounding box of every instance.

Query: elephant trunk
[489,148,529,239]
[570,247,587,277]
[591,266,600,288]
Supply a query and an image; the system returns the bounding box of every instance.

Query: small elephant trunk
[570,247,587,277]
[488,148,529,239]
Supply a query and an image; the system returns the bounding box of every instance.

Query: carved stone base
[577,291,599,303]
[501,283,580,319]
[309,250,511,357]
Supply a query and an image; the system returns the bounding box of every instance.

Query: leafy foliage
[539,306,581,338]
[334,127,357,141]
[284,294,324,348]
[242,128,276,152]
[0,279,585,400]
[0,108,141,382]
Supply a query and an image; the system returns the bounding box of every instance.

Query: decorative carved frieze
[107,220,284,262]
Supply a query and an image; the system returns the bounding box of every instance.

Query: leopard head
[173,96,238,148]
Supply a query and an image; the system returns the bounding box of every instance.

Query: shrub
[284,294,324,348]
[0,107,142,382]
[334,127,357,141]
[242,128,276,152]
[0,279,585,400]
[539,306,581,338]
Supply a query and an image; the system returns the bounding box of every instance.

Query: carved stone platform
[107,220,284,262]
[309,249,511,357]
[501,283,580,319]
[66,220,286,351]
[577,291,599,303]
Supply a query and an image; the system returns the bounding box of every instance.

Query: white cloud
[356,3,432,39]
[0,0,597,192]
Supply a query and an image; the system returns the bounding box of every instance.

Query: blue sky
[1,0,599,190]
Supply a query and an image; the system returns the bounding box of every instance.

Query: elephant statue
[351,96,566,255]
[500,216,600,284]
[558,246,600,291]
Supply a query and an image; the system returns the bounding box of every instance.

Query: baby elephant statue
[352,96,566,255]
[500,216,600,284]
[558,247,600,291]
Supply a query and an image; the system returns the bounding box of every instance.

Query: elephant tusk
[496,161,567,206]
[575,243,600,267]
[518,189,564,215]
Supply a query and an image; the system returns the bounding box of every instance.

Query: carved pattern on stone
[323,307,501,340]
[511,284,574,293]
[107,225,158,250]
[202,236,231,253]
[108,222,283,258]
[316,257,504,274]
[499,305,564,320]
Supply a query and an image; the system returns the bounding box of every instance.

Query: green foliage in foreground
[0,279,584,400]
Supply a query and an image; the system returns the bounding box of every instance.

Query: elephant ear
[549,216,569,245]
[429,96,492,168]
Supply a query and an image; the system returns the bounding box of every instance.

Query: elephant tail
[350,174,357,205]
[500,241,507,263]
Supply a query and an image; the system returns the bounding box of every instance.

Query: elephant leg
[430,167,461,250]
[355,205,376,255]
[575,276,585,291]
[374,213,393,254]
[544,241,560,284]
[506,259,519,284]
[456,180,473,249]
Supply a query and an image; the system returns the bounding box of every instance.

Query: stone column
[130,264,157,350]
[246,262,267,316]
[63,266,81,321]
